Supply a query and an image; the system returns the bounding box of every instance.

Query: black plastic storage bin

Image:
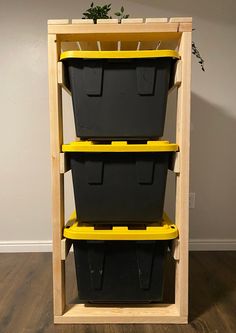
[74,240,167,303]
[62,141,178,224]
[60,50,180,140]
[64,214,178,303]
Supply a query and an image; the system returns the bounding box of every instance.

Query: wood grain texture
[48,34,65,316]
[169,17,193,23]
[48,19,70,25]
[145,18,168,23]
[169,152,180,174]
[174,31,192,318]
[48,23,180,35]
[59,153,70,174]
[97,19,119,24]
[121,18,144,24]
[57,62,70,94]
[61,239,72,260]
[0,252,236,331]
[71,19,93,24]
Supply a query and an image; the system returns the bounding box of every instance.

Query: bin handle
[88,241,105,290]
[83,64,103,96]
[136,66,156,95]
[85,160,104,185]
[136,241,155,290]
[136,160,154,184]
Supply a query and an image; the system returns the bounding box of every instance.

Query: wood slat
[173,60,182,86]
[48,19,70,25]
[169,152,180,174]
[59,153,70,174]
[48,23,180,35]
[121,18,144,24]
[47,17,192,25]
[55,303,187,324]
[172,239,180,261]
[145,18,168,23]
[71,19,93,24]
[55,32,181,43]
[97,19,119,24]
[169,60,182,93]
[169,17,192,23]
[179,23,192,32]
[57,61,63,85]
[57,62,70,94]
[61,238,72,260]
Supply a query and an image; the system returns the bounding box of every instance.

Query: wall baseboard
[0,239,236,253]
[0,241,52,253]
[189,239,236,251]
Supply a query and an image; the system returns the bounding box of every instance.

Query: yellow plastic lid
[60,50,180,60]
[64,211,178,241]
[62,140,178,153]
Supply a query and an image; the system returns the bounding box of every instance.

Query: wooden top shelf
[48,18,192,38]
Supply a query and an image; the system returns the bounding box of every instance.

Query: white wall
[0,0,236,251]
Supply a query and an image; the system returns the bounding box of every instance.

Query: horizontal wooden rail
[48,22,180,33]
[57,32,182,43]
[54,303,186,324]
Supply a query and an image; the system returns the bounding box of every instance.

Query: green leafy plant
[82,3,112,23]
[192,40,205,71]
[114,6,130,21]
[82,3,129,23]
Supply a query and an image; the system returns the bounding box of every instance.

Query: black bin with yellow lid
[62,140,178,224]
[60,50,180,140]
[64,211,178,303]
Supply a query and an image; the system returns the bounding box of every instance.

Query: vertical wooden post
[48,33,65,316]
[175,31,192,320]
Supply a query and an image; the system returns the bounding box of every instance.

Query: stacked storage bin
[61,50,180,303]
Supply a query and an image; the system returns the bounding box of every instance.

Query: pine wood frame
[48,17,192,324]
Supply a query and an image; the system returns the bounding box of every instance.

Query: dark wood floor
[0,251,236,333]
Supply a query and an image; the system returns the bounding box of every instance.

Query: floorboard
[0,252,236,333]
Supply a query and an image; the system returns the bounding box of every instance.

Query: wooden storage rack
[48,17,191,324]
